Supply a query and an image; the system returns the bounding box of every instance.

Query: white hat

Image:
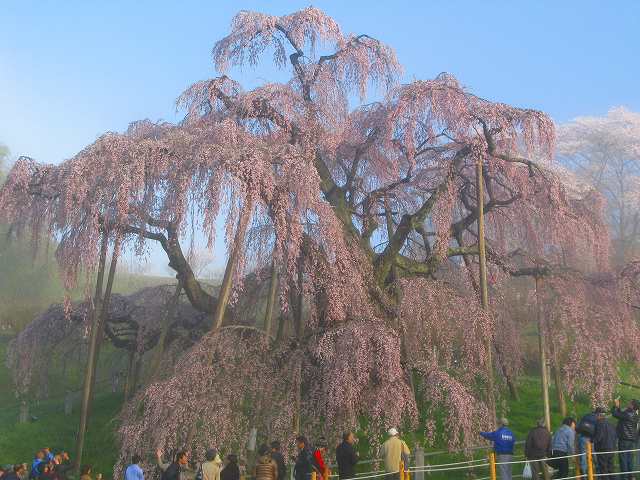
[388,427,399,436]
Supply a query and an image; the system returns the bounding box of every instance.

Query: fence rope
[346,446,640,479]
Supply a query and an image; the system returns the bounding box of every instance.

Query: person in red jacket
[313,438,328,480]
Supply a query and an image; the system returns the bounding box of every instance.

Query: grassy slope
[1,355,625,479]
[0,336,121,476]
[2,315,639,478]
[0,273,176,476]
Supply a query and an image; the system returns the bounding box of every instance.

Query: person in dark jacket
[271,442,287,480]
[524,419,551,480]
[52,453,72,480]
[336,432,359,480]
[220,455,239,480]
[612,398,640,480]
[577,409,598,474]
[593,410,616,478]
[294,436,318,480]
[157,450,189,480]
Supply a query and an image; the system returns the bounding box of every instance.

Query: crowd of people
[0,449,97,480]
[0,428,410,480]
[480,397,640,479]
[12,404,640,480]
[149,428,410,480]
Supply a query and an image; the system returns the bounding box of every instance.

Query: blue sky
[1,0,639,272]
[1,0,638,164]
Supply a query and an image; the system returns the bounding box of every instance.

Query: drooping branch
[122,223,216,314]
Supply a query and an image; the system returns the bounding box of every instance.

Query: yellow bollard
[399,461,405,480]
[311,471,317,480]
[586,441,594,480]
[489,452,497,480]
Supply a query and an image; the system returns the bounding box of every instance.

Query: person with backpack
[254,445,278,480]
[202,449,221,480]
[612,398,640,480]
[156,450,189,480]
[270,442,287,480]
[336,432,359,480]
[524,419,551,480]
[125,455,144,480]
[550,417,575,479]
[593,409,616,478]
[576,408,600,473]
[480,418,516,480]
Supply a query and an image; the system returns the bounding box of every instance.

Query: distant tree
[558,107,640,265]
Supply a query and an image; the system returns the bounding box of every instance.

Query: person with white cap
[380,428,410,480]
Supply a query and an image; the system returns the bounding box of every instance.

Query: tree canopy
[1,7,638,469]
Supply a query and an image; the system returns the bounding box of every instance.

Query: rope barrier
[407,457,488,469]
[412,463,490,473]
[344,446,640,479]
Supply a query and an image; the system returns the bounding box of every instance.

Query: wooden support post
[489,452,497,480]
[18,400,29,423]
[586,441,594,480]
[311,472,317,480]
[64,391,73,416]
[574,454,582,478]
[212,199,253,331]
[535,276,551,432]
[476,159,496,424]
[74,232,108,473]
[414,446,424,480]
[264,261,278,336]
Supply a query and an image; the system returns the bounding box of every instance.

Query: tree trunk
[293,362,302,434]
[292,259,305,433]
[64,391,73,416]
[147,283,183,383]
[74,233,108,472]
[212,200,253,331]
[476,161,496,424]
[123,350,136,400]
[275,314,286,342]
[263,261,278,336]
[494,343,520,401]
[18,400,29,424]
[535,276,551,431]
[547,327,567,417]
[293,258,304,338]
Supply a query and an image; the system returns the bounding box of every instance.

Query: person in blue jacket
[30,451,45,479]
[480,418,516,480]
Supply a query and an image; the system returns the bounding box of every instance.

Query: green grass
[0,392,122,477]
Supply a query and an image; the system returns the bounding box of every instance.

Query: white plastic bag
[522,461,532,479]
